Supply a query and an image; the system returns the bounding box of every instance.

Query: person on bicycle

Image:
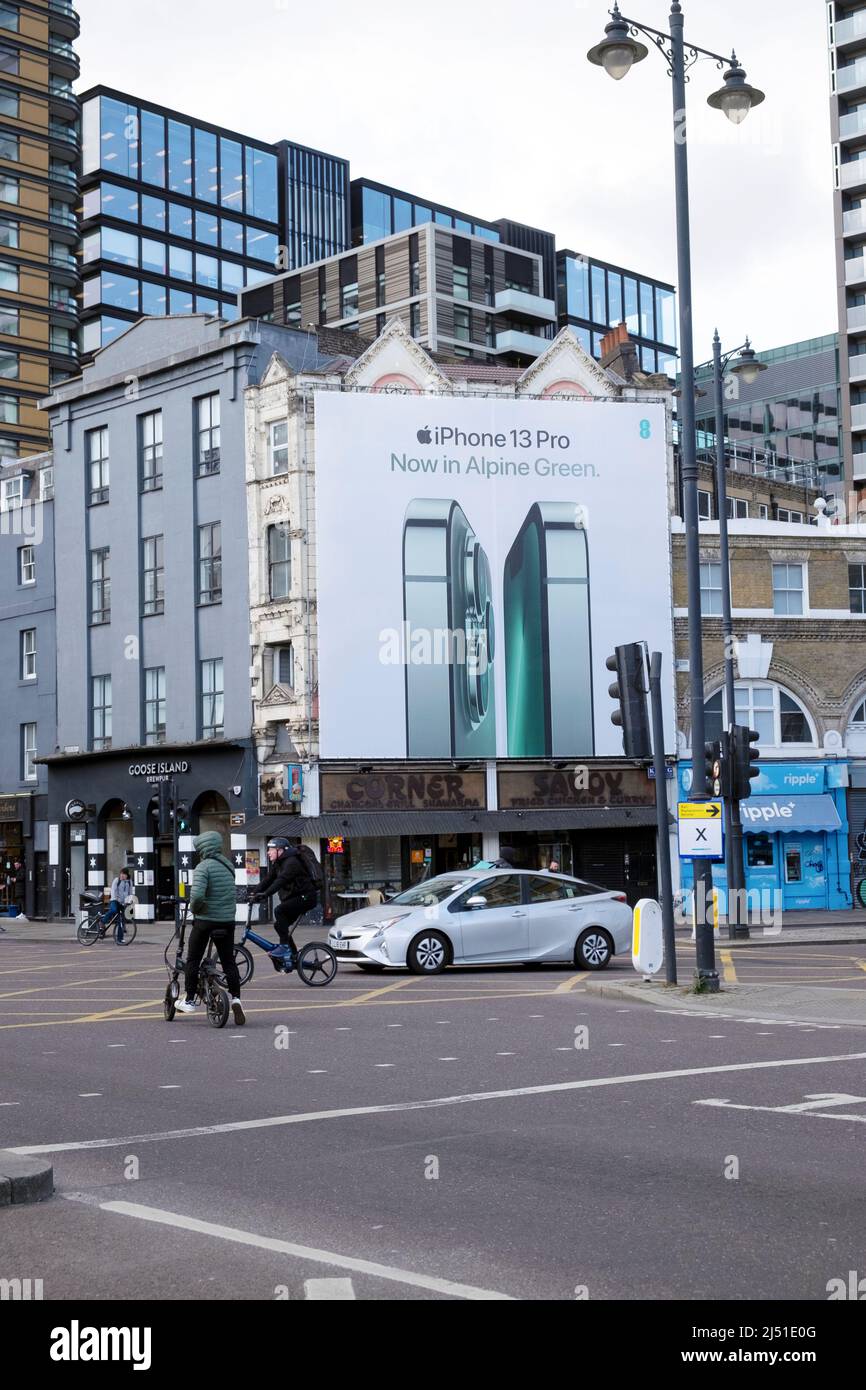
[99,868,133,942]
[252,838,317,969]
[177,831,245,1025]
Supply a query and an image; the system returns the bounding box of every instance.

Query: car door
[523,875,577,960]
[453,875,529,962]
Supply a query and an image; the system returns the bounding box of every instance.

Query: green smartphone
[504,502,594,757]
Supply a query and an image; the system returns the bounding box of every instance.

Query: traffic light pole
[649,652,677,985]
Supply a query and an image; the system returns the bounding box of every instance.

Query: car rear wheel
[575,928,613,970]
[407,931,450,975]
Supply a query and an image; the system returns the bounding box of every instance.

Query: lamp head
[587,4,648,80]
[708,54,765,125]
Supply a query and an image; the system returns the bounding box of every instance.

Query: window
[0,214,16,247]
[0,348,16,376]
[220,138,243,210]
[0,128,19,162]
[198,522,222,603]
[0,173,18,204]
[0,471,21,508]
[0,7,19,33]
[92,675,112,750]
[87,426,109,504]
[90,547,110,624]
[168,119,192,196]
[455,876,522,910]
[850,563,866,613]
[0,42,17,73]
[142,535,164,616]
[270,420,288,475]
[700,561,723,616]
[776,507,804,524]
[318,266,327,320]
[145,667,166,745]
[704,682,815,749]
[201,658,224,739]
[169,244,192,282]
[453,264,470,300]
[140,410,163,491]
[409,234,420,296]
[20,628,35,681]
[340,277,358,319]
[758,503,769,520]
[726,497,749,519]
[21,722,36,783]
[453,306,471,342]
[17,543,34,584]
[194,127,218,203]
[527,876,565,904]
[140,108,166,188]
[772,563,804,615]
[0,389,16,422]
[0,87,17,117]
[196,209,219,246]
[410,302,420,338]
[264,643,294,690]
[268,523,291,600]
[40,466,53,500]
[196,394,220,473]
[375,245,385,307]
[696,489,712,520]
[0,256,17,291]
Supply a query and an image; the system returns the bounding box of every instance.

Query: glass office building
[79,88,349,353]
[557,249,678,375]
[353,178,502,246]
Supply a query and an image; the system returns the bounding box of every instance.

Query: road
[2,935,866,1301]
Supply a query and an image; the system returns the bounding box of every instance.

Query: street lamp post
[588,3,764,991]
[708,334,767,937]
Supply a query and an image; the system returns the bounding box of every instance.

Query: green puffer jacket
[189,832,237,923]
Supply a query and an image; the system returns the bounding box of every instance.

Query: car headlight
[366,916,406,932]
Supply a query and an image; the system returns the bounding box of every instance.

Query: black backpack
[296,845,323,894]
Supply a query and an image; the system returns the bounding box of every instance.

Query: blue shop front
[678,761,851,912]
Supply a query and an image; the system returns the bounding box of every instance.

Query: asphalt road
[2,936,866,1301]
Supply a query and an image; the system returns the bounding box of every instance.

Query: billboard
[315,392,673,759]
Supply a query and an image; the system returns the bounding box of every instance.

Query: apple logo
[416,426,432,444]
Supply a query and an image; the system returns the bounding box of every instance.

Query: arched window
[850,698,866,726]
[703,681,815,749]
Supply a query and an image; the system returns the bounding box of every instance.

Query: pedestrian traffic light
[606,643,651,759]
[157,781,173,837]
[730,724,761,800]
[704,740,721,796]
[175,802,190,833]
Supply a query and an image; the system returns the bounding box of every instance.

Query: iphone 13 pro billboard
[315,392,674,760]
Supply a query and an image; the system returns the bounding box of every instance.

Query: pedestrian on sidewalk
[177,831,245,1025]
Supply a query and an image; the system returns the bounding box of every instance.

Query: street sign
[647,765,675,780]
[632,898,664,976]
[678,801,724,858]
[65,799,88,822]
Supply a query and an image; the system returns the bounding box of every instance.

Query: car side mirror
[465,895,487,910]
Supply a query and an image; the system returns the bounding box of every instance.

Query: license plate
[331,940,355,952]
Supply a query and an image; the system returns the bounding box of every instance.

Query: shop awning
[242,806,661,839]
[739,795,842,835]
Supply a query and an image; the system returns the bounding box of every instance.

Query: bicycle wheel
[115,919,137,946]
[163,983,177,1022]
[206,981,230,1029]
[77,916,101,946]
[164,932,183,974]
[297,942,338,987]
[235,944,254,986]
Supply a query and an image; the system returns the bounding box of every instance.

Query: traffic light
[704,740,721,796]
[175,802,190,833]
[606,643,651,759]
[157,781,173,837]
[730,724,761,800]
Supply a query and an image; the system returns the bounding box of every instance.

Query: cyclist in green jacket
[177,831,245,1025]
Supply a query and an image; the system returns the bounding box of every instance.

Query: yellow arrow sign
[678,802,722,820]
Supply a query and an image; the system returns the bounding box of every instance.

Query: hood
[331,905,413,932]
[194,831,226,859]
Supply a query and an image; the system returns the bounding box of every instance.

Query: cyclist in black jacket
[252,838,317,968]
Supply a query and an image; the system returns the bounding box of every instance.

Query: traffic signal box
[606,644,652,760]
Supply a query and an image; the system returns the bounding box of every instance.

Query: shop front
[0,794,42,917]
[42,743,257,919]
[246,763,662,918]
[678,760,851,913]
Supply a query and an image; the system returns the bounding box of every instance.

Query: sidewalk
[585,976,866,1028]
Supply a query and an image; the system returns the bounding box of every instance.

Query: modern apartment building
[240,221,557,365]
[0,0,80,458]
[692,334,842,515]
[829,0,866,488]
[78,86,350,354]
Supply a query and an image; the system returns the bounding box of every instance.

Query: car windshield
[390,876,477,907]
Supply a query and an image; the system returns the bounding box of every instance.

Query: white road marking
[375,1064,395,1068]
[61,1198,513,1300]
[386,1024,402,1029]
[108,1044,126,1049]
[0,1102,20,1107]
[438,1058,458,1062]
[496,1052,515,1057]
[305,1277,356,1300]
[695,1092,866,1119]
[335,1027,351,1031]
[529,1015,544,1019]
[17,1051,866,1156]
[555,1048,571,1052]
[308,1070,328,1075]
[708,1035,726,1039]
[169,1039,188,1044]
[158,1085,181,1090]
[607,1044,625,1048]
[78,1093,102,1098]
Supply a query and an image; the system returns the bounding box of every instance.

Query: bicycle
[162,899,231,1029]
[77,896,137,947]
[162,913,253,987]
[239,898,338,987]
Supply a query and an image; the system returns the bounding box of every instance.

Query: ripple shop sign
[315,392,673,761]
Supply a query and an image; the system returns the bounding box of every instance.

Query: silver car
[327,869,632,974]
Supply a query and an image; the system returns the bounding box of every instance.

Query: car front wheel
[575,928,613,970]
[407,931,450,975]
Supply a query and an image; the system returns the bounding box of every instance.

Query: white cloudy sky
[77,0,835,357]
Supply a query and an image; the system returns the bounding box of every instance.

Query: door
[744,831,779,913]
[782,833,827,911]
[34,853,48,918]
[69,842,86,917]
[523,874,577,960]
[453,875,529,961]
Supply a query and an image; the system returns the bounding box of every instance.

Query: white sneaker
[231,998,246,1026]
[176,999,200,1014]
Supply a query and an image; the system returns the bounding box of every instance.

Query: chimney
[600,321,639,380]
